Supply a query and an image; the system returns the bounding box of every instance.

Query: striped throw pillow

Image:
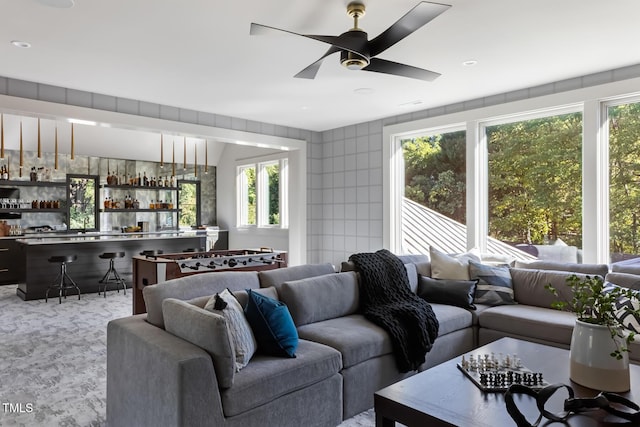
[469,260,516,306]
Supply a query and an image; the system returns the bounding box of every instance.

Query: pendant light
[54,125,59,170]
[183,137,187,171]
[1,113,5,159]
[160,134,164,168]
[19,121,23,177]
[172,139,176,177]
[194,142,198,178]
[37,118,42,158]
[205,140,208,174]
[71,123,75,160]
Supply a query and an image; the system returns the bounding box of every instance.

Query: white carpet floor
[0,284,375,427]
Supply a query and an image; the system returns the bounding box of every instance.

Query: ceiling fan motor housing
[339,30,370,70]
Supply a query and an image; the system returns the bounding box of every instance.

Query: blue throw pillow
[468,260,516,306]
[244,289,298,358]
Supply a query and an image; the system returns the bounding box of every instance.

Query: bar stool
[98,252,126,297]
[45,255,81,304]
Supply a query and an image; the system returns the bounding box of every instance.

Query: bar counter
[8,231,207,300]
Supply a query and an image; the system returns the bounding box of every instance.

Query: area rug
[0,284,375,427]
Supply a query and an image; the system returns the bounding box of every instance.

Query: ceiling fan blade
[294,46,340,79]
[250,23,366,57]
[368,2,451,57]
[363,57,441,82]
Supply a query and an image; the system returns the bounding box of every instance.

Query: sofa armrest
[107,315,224,427]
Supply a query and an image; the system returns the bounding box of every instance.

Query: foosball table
[131,248,287,314]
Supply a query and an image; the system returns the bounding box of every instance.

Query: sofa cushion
[220,339,342,417]
[144,271,261,328]
[534,244,579,263]
[162,298,236,388]
[297,314,392,369]
[429,303,474,336]
[245,290,298,358]
[514,260,609,277]
[605,272,640,291]
[417,276,477,310]
[469,261,515,306]
[258,263,336,290]
[612,262,640,276]
[510,268,590,309]
[342,260,419,293]
[429,246,480,280]
[479,305,576,345]
[278,271,359,326]
[204,289,257,371]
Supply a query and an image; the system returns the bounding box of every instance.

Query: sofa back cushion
[341,259,421,293]
[144,271,260,328]
[514,260,609,277]
[605,272,640,291]
[510,268,592,309]
[611,262,640,276]
[278,272,359,326]
[162,298,236,388]
[258,263,336,290]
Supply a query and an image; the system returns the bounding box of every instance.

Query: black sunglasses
[505,383,640,426]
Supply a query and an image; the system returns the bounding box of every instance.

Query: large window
[237,157,288,228]
[401,129,466,253]
[402,129,467,223]
[608,101,640,262]
[486,112,583,248]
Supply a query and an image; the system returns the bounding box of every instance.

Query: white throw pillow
[429,246,480,280]
[205,289,257,371]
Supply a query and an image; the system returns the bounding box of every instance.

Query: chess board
[457,352,550,392]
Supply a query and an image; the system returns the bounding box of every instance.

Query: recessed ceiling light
[462,60,478,67]
[10,40,31,49]
[354,87,374,95]
[35,0,75,8]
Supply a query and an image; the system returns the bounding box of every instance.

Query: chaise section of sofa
[107,265,345,427]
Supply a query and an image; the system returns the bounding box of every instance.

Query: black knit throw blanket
[350,249,439,372]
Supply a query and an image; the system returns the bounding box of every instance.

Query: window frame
[236,154,289,229]
[383,78,640,264]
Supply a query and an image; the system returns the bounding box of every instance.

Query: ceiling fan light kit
[250,1,451,81]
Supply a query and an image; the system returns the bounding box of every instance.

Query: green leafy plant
[545,275,640,360]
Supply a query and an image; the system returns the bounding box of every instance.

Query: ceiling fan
[250,1,451,81]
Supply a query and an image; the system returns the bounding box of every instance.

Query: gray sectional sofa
[106,255,640,427]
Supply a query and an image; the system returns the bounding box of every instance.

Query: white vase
[570,319,630,392]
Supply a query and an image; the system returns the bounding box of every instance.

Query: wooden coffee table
[375,337,640,427]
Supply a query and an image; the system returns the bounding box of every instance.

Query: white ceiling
[1,0,640,132]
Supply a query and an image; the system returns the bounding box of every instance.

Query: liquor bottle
[158,176,164,188]
[143,172,149,186]
[137,172,141,186]
[164,176,169,187]
[170,175,175,187]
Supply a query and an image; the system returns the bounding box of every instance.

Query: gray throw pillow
[162,298,236,388]
[469,260,516,306]
[205,289,257,371]
[417,276,477,310]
